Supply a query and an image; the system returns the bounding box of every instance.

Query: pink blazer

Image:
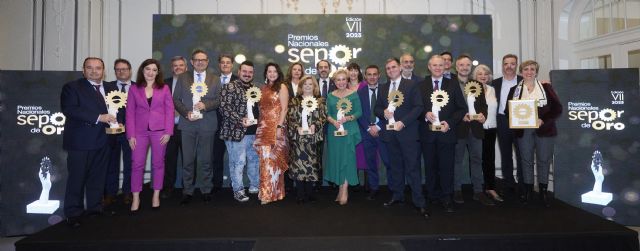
[125,84,174,139]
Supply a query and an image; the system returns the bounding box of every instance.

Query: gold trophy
[429,90,450,131]
[464,81,483,121]
[244,86,261,125]
[190,82,208,120]
[386,90,405,130]
[334,98,352,137]
[299,96,318,135]
[105,91,127,134]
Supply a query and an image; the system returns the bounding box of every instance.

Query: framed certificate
[508,99,539,129]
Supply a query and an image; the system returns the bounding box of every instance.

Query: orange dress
[254,85,288,203]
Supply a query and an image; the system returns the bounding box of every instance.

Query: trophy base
[26,200,60,214]
[430,124,442,132]
[246,119,257,126]
[190,113,203,120]
[469,114,483,121]
[106,124,125,134]
[581,191,613,206]
[386,124,395,130]
[334,130,348,137]
[298,128,312,135]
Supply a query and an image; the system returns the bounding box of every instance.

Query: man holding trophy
[375,58,429,219]
[451,55,492,206]
[172,49,222,205]
[420,55,467,213]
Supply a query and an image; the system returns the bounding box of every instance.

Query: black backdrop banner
[0,71,80,236]
[553,69,640,226]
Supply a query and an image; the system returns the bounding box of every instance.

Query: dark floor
[15,186,640,251]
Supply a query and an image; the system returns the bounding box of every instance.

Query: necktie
[391,81,397,91]
[434,80,439,91]
[222,76,227,84]
[93,84,104,99]
[322,80,328,97]
[120,83,127,93]
[197,73,202,83]
[444,72,451,79]
[370,88,377,124]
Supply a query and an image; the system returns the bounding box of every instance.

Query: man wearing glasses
[103,59,134,208]
[173,49,222,205]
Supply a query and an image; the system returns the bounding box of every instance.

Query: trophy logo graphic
[26,156,60,214]
[429,90,450,131]
[299,96,318,135]
[334,98,352,136]
[244,86,262,126]
[581,149,613,206]
[105,91,127,134]
[464,81,483,121]
[189,82,208,120]
[386,90,404,130]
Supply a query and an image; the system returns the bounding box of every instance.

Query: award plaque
[464,81,483,121]
[429,90,450,131]
[190,82,208,120]
[299,96,318,135]
[508,99,539,128]
[245,86,262,125]
[386,90,405,130]
[334,98,352,137]
[105,90,127,134]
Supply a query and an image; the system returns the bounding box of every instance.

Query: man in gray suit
[173,49,221,205]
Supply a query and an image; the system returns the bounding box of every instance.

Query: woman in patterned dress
[254,63,289,204]
[286,75,326,203]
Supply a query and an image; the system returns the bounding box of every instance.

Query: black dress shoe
[203,193,213,203]
[417,207,431,219]
[66,217,81,228]
[383,199,404,207]
[180,195,192,205]
[367,190,379,201]
[442,201,455,213]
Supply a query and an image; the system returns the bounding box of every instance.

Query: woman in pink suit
[126,59,174,212]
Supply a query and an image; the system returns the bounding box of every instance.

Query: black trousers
[482,128,497,190]
[163,126,181,190]
[496,114,523,186]
[64,144,110,218]
[211,130,226,189]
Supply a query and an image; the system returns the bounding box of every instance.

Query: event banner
[553,69,640,226]
[0,71,80,236]
[152,14,492,80]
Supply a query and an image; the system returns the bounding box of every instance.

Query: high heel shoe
[486,190,504,202]
[151,205,161,211]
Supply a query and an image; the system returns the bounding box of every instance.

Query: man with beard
[317,59,336,99]
[219,61,261,202]
[400,53,423,83]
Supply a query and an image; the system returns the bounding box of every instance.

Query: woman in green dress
[325,69,362,205]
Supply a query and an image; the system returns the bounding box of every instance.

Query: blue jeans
[225,135,259,193]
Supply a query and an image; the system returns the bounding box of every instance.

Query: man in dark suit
[450,55,493,206]
[492,54,523,195]
[173,49,222,205]
[211,54,237,193]
[357,65,391,200]
[440,51,456,80]
[61,57,117,227]
[420,55,467,213]
[375,58,429,219]
[162,55,188,199]
[400,53,423,83]
[103,58,133,207]
[317,59,336,100]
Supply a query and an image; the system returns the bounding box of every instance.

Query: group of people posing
[60,50,562,227]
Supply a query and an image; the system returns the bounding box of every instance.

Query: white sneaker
[234,191,249,202]
[248,187,259,194]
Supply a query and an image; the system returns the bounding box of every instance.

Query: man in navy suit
[357,65,391,200]
[317,59,336,100]
[420,55,467,213]
[162,55,188,199]
[211,54,238,193]
[492,54,524,195]
[400,53,423,83]
[61,57,117,227]
[103,58,134,206]
[375,58,429,219]
[440,51,456,80]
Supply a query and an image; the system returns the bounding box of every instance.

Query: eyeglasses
[115,68,130,72]
[192,59,208,63]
